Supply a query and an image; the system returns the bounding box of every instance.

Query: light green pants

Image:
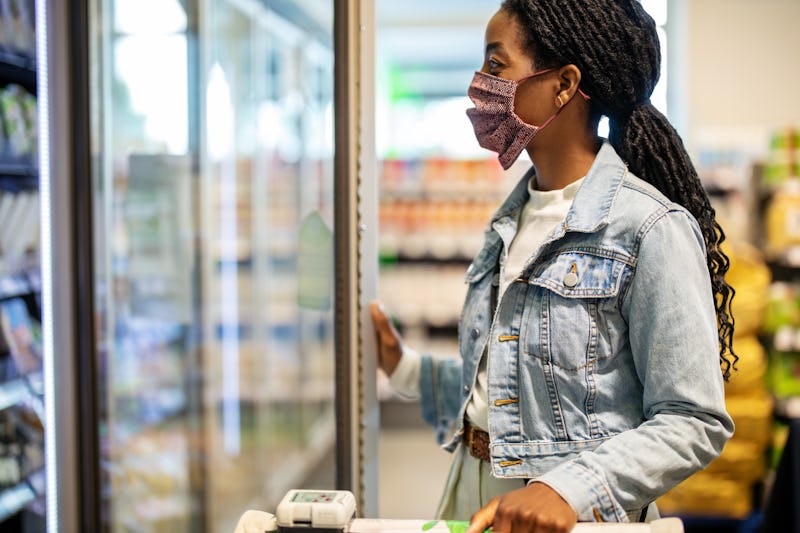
[435,445,526,520]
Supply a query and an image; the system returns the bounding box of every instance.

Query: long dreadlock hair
[500,0,737,380]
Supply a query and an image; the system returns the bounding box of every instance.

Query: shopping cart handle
[348,518,684,533]
[232,514,684,533]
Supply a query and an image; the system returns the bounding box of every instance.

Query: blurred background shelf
[0,273,36,301]
[0,481,35,523]
[0,51,35,93]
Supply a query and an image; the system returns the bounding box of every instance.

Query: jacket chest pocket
[521,251,628,371]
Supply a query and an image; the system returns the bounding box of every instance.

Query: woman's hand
[466,482,578,533]
[369,300,403,376]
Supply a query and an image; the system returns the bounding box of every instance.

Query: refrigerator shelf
[0,158,36,177]
[0,378,29,412]
[205,385,334,405]
[0,478,36,523]
[0,175,37,193]
[0,272,36,301]
[0,373,43,418]
[0,49,36,94]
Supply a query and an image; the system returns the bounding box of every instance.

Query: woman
[371,1,735,530]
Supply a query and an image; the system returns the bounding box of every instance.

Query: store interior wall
[686,0,800,152]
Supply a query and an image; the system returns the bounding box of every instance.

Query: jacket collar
[491,140,627,234]
[467,141,627,282]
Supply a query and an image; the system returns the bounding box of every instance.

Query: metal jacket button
[471,328,480,339]
[563,262,578,288]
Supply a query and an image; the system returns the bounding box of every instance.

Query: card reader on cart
[276,489,358,533]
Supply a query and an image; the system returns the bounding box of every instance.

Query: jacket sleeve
[420,355,464,444]
[535,207,734,522]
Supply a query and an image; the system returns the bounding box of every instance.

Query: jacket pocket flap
[529,251,625,298]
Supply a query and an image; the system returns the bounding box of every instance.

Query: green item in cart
[422,521,488,533]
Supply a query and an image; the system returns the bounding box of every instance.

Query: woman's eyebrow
[485,42,506,56]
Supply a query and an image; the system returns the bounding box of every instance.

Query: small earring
[556,94,565,108]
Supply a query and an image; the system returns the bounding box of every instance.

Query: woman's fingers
[466,497,500,533]
[369,300,403,375]
[468,485,576,533]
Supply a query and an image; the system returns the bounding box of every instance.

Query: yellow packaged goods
[766,178,800,257]
[722,242,771,336]
[704,438,766,483]
[725,392,773,446]
[657,472,752,519]
[725,335,767,396]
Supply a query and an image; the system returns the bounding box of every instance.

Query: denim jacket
[418,141,734,522]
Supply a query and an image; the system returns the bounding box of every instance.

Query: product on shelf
[380,158,506,199]
[378,263,467,331]
[0,297,39,375]
[0,0,35,57]
[657,472,752,520]
[763,282,800,398]
[108,425,193,532]
[0,84,36,159]
[2,193,39,265]
[379,157,516,262]
[768,349,800,398]
[764,178,800,262]
[725,335,768,397]
[0,2,40,527]
[724,243,772,337]
[0,403,43,498]
[763,127,799,188]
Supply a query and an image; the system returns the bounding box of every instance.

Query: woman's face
[481,9,559,127]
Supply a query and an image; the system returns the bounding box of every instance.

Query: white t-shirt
[390,176,584,432]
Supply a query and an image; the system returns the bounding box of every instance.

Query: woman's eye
[487,59,502,71]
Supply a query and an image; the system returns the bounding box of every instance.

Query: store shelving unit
[0,50,35,92]
[0,265,43,530]
[0,2,45,530]
[0,49,37,193]
[378,157,515,354]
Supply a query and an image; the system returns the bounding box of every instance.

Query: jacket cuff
[534,460,629,523]
[387,346,422,398]
[419,355,437,427]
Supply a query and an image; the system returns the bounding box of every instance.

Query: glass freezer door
[87,0,338,531]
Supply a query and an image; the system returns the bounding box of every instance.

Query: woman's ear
[556,64,583,104]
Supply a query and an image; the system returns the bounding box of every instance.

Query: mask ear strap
[537,86,586,131]
[537,107,563,131]
[515,68,555,84]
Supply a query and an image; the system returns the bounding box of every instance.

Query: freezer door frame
[39,0,100,531]
[333,0,380,518]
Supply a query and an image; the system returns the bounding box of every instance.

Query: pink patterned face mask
[466,69,589,169]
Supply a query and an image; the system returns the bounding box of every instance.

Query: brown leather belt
[463,422,491,462]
